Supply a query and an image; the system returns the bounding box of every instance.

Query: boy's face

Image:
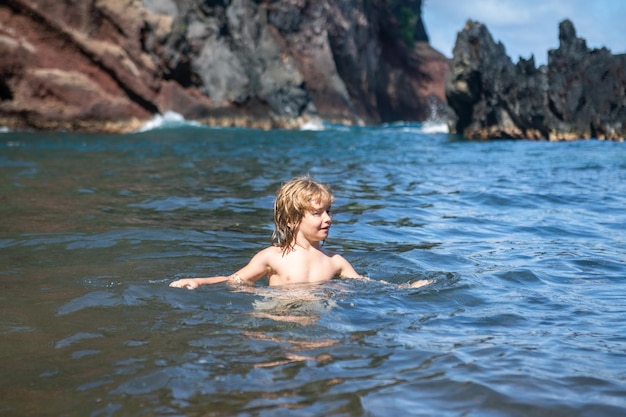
[296,199,332,242]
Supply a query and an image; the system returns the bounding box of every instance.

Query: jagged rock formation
[0,0,448,132]
[446,19,626,141]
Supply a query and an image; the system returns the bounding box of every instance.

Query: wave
[132,111,450,134]
[299,118,325,131]
[381,120,449,134]
[299,119,450,134]
[135,111,201,133]
[0,126,11,133]
[420,120,449,134]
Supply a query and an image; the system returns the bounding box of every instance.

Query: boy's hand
[410,279,432,288]
[169,279,199,290]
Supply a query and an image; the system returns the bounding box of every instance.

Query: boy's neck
[294,236,322,251]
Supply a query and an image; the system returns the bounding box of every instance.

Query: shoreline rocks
[445,19,626,141]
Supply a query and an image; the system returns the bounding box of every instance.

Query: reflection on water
[1,125,626,416]
[251,285,339,325]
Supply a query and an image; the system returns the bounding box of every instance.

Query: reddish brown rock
[0,0,448,132]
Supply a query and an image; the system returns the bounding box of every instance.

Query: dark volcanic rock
[446,19,626,141]
[0,0,447,132]
[158,0,448,125]
[547,20,626,140]
[0,0,211,132]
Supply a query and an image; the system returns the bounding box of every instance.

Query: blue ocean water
[1,119,625,416]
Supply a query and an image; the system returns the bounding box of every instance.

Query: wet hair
[271,176,334,254]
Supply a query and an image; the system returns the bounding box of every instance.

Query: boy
[170,176,429,289]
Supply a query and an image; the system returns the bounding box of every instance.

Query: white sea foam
[380,120,449,134]
[300,118,325,131]
[420,120,449,134]
[136,111,200,132]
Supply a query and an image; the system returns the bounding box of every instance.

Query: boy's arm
[335,254,431,288]
[334,254,363,279]
[169,247,272,290]
[169,276,231,289]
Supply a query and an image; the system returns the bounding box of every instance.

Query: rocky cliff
[446,19,626,141]
[0,0,448,132]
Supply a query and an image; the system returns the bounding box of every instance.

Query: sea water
[1,120,625,416]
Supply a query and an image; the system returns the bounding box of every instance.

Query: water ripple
[1,128,625,416]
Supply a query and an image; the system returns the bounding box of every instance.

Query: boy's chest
[268,250,336,285]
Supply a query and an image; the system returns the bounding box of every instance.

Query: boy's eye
[312,208,330,216]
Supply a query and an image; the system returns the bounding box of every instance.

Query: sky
[423,0,626,65]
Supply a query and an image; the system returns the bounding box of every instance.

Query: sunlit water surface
[1,123,625,416]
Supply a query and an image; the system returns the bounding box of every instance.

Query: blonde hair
[271,176,334,253]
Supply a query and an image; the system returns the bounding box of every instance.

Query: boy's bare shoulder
[329,252,350,264]
[254,245,284,259]
[321,249,351,267]
[246,246,284,272]
[321,247,344,259]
